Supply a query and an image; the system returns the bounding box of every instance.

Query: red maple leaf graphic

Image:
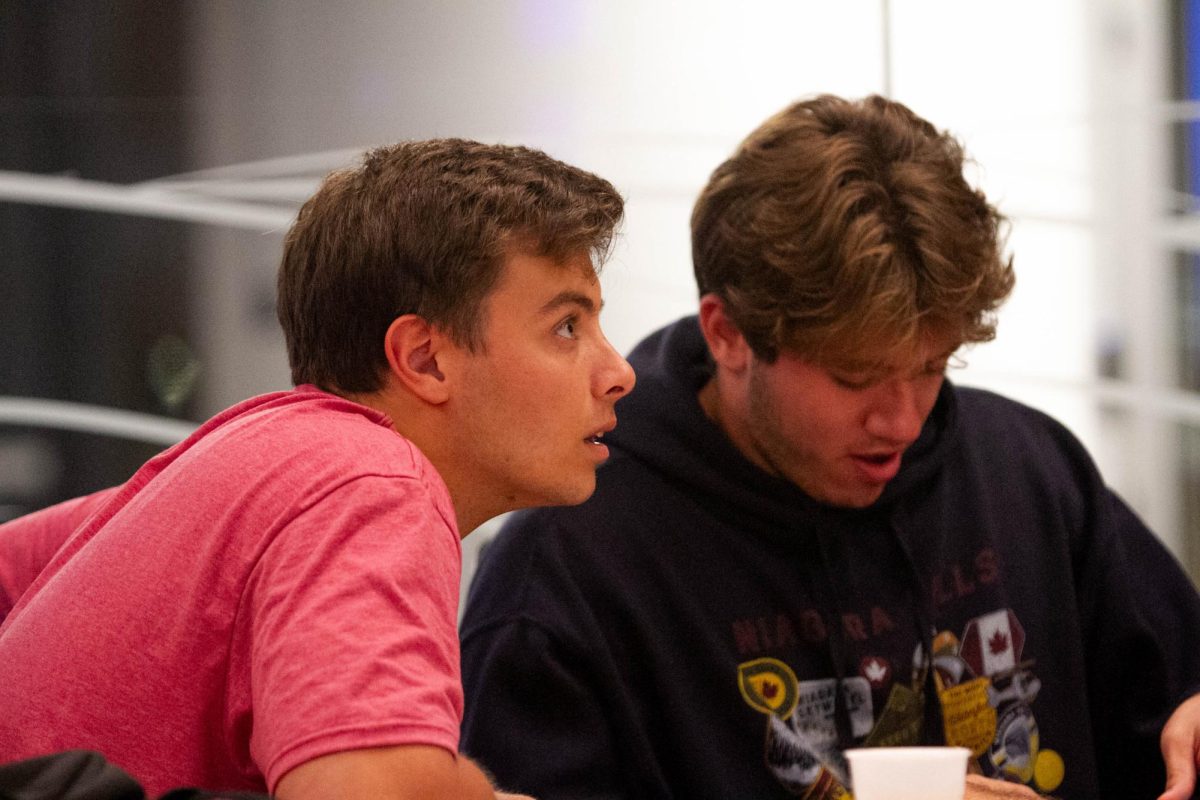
[761,682,779,700]
[987,629,1010,655]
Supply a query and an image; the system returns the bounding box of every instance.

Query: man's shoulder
[466,514,648,643]
[954,383,1037,415]
[141,392,449,536]
[470,454,670,605]
[509,449,671,534]
[947,383,1097,480]
[204,390,428,477]
[952,384,1078,441]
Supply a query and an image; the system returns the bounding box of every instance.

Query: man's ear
[698,293,752,374]
[383,314,451,404]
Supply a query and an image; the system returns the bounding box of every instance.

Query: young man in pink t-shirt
[0,139,635,799]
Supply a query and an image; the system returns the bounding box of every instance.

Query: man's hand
[963,774,1040,798]
[1160,692,1200,800]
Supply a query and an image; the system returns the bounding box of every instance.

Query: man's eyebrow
[539,291,601,315]
[828,356,882,372]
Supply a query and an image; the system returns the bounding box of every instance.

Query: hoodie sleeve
[1073,480,1200,799]
[460,616,631,799]
[459,511,662,800]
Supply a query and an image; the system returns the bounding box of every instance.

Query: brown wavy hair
[691,94,1014,366]
[278,139,624,392]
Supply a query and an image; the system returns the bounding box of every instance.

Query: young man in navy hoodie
[459,95,1200,800]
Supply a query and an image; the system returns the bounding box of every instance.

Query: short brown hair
[278,139,624,392]
[691,94,1014,365]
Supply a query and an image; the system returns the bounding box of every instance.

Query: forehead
[484,249,600,314]
[810,326,961,373]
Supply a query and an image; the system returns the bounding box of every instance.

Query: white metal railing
[0,397,195,446]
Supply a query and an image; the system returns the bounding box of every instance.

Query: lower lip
[586,440,610,462]
[850,452,901,484]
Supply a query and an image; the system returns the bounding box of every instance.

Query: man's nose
[864,378,924,443]
[596,337,635,400]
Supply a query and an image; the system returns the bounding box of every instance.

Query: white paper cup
[845,746,970,800]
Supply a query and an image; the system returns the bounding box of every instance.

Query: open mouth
[586,419,616,450]
[850,451,902,483]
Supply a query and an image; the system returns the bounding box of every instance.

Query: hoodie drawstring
[812,525,856,748]
[890,516,947,745]
[812,513,948,750]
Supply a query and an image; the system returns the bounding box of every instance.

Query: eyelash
[834,375,874,390]
[554,316,578,340]
[834,360,957,390]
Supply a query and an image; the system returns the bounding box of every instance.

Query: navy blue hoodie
[460,316,1200,800]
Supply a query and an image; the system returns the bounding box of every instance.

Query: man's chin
[528,474,598,509]
[806,481,887,509]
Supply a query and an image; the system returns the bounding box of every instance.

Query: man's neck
[697,376,722,427]
[331,386,496,537]
[696,371,779,479]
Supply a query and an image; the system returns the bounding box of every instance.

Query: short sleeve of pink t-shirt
[237,472,464,791]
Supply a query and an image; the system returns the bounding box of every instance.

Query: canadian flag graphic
[959,609,1024,677]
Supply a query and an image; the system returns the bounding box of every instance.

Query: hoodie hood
[608,316,960,534]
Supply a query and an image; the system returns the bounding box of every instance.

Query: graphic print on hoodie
[737,607,1062,798]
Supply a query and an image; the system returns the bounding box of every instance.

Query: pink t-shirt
[0,386,464,796]
[0,488,114,620]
